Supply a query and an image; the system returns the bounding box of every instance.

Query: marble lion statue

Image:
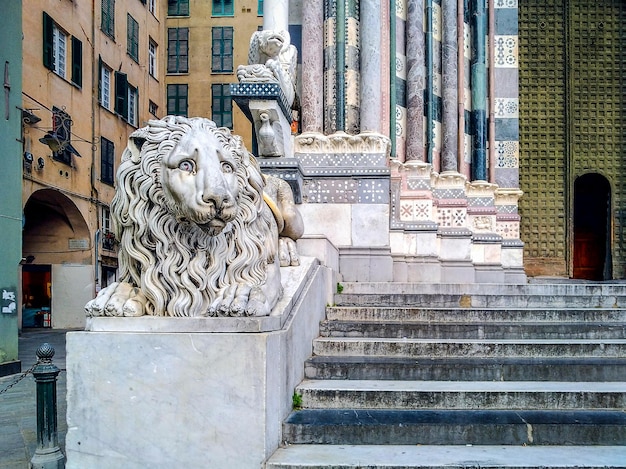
[85,116,303,318]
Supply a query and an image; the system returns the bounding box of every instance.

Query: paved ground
[0,328,70,469]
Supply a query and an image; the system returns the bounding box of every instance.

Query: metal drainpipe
[488,0,496,183]
[470,0,487,181]
[91,0,99,290]
[425,0,434,164]
[458,0,468,176]
[336,0,346,132]
[390,0,397,157]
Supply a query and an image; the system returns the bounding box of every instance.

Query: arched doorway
[22,189,93,328]
[573,173,612,280]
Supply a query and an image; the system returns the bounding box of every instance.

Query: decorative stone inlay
[438,207,466,227]
[495,141,519,168]
[471,215,495,232]
[495,0,517,8]
[496,205,518,214]
[294,131,391,155]
[231,83,292,121]
[434,189,466,199]
[496,221,520,239]
[302,178,390,204]
[495,98,519,118]
[407,178,430,191]
[400,199,433,221]
[468,197,495,207]
[494,35,518,68]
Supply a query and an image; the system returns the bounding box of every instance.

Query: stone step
[326,306,626,323]
[304,356,626,381]
[335,293,626,308]
[319,320,626,339]
[265,444,626,468]
[282,409,626,445]
[295,380,626,410]
[339,281,626,297]
[312,337,626,358]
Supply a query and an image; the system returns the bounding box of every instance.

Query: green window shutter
[102,0,115,39]
[43,12,54,70]
[97,56,103,104]
[71,37,82,87]
[115,71,128,118]
[168,0,189,16]
[127,15,139,61]
[212,27,233,72]
[213,0,233,16]
[258,0,263,15]
[101,137,115,185]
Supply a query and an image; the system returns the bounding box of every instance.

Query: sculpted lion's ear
[124,128,149,163]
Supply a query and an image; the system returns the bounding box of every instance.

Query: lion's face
[161,125,240,235]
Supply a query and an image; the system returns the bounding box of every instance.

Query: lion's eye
[221,161,234,173]
[178,160,195,173]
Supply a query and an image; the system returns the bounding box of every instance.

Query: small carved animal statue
[85,116,303,318]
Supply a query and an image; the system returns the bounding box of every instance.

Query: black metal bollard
[30,343,65,469]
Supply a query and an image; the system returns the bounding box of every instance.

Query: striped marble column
[405,0,425,161]
[360,0,382,133]
[470,0,488,181]
[394,0,408,161]
[301,0,324,133]
[345,0,360,134]
[441,0,459,171]
[323,0,337,133]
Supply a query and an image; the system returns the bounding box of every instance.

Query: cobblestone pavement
[0,329,70,469]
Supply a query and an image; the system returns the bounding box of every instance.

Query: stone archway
[573,173,612,280]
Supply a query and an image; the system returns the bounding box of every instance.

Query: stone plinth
[65,257,329,469]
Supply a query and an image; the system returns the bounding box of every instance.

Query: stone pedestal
[65,258,329,469]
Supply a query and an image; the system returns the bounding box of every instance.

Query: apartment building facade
[20,0,166,330]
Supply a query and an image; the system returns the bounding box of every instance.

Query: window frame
[211,27,233,73]
[149,0,156,15]
[167,84,188,116]
[100,137,115,186]
[149,100,158,117]
[211,83,232,129]
[148,39,157,78]
[127,84,138,127]
[168,0,190,16]
[167,27,189,74]
[127,14,139,62]
[212,0,234,16]
[101,0,115,39]
[99,61,113,110]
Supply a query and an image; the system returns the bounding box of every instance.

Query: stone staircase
[265,282,626,468]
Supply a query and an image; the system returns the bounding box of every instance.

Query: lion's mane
[111,116,277,317]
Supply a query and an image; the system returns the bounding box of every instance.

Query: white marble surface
[66,259,330,469]
[351,204,389,247]
[298,203,352,246]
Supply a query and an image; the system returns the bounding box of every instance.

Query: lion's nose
[202,192,230,208]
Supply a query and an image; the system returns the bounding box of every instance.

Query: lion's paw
[85,282,147,317]
[207,284,272,317]
[279,237,300,267]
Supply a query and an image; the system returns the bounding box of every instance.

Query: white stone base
[65,257,330,469]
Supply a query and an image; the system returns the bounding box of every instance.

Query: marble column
[263,0,288,32]
[405,0,425,161]
[360,0,381,133]
[336,0,346,132]
[470,0,487,181]
[324,1,337,133]
[301,0,324,133]
[441,0,458,171]
[345,0,360,134]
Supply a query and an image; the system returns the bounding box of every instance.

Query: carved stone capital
[433,171,468,190]
[294,131,391,155]
[495,188,524,205]
[467,180,499,198]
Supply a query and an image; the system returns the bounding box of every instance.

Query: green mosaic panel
[569,0,626,275]
[519,0,567,260]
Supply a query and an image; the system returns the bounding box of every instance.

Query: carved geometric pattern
[468,197,494,207]
[434,189,465,199]
[303,178,389,204]
[495,141,519,168]
[407,178,430,190]
[497,205,518,214]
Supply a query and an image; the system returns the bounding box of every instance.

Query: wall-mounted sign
[69,238,89,250]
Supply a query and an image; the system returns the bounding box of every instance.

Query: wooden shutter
[43,12,54,70]
[114,71,128,118]
[71,37,82,87]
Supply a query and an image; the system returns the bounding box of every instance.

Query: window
[101,137,115,186]
[149,0,156,15]
[211,84,232,128]
[51,107,73,165]
[127,15,139,62]
[43,12,81,84]
[127,85,138,126]
[101,206,112,233]
[149,39,157,78]
[99,61,112,109]
[211,27,233,73]
[114,71,128,117]
[212,0,233,16]
[168,28,189,73]
[258,0,263,15]
[149,100,158,117]
[168,0,189,16]
[167,84,188,116]
[101,0,115,39]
